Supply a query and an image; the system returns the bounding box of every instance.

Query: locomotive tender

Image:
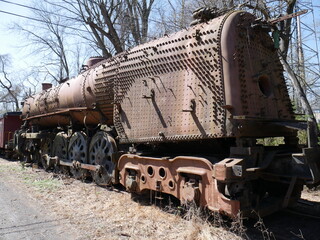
[16,11,320,217]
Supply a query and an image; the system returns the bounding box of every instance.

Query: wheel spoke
[67,131,88,179]
[52,132,68,159]
[68,132,87,163]
[89,131,117,185]
[101,139,107,149]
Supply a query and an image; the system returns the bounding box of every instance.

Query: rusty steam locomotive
[14,11,320,217]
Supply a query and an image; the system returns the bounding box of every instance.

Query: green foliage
[256,130,317,147]
[0,163,26,172]
[31,178,61,190]
[256,137,284,146]
[23,175,61,191]
[297,130,307,145]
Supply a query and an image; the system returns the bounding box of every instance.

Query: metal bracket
[182,99,196,112]
[142,89,155,99]
[283,176,297,208]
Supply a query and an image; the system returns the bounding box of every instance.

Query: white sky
[0,0,30,62]
[0,0,319,71]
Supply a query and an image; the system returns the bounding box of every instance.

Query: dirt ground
[0,157,320,240]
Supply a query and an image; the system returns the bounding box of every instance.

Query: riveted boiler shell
[22,66,114,127]
[113,14,228,143]
[113,11,294,143]
[221,12,294,137]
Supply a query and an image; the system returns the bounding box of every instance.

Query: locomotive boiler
[17,10,320,217]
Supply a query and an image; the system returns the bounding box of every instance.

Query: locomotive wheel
[40,137,53,170]
[52,132,68,159]
[89,131,117,185]
[68,131,88,179]
[31,151,41,166]
[25,140,41,165]
[52,132,69,174]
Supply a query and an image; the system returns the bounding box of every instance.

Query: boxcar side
[0,112,22,152]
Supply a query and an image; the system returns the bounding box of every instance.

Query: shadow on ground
[245,199,320,240]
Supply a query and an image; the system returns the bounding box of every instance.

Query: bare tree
[194,0,318,132]
[13,3,72,83]
[167,0,194,31]
[191,0,296,58]
[125,0,156,45]
[44,0,156,57]
[0,55,20,111]
[75,0,124,57]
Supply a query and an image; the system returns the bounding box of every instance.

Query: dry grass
[301,186,320,202]
[3,158,319,239]
[0,159,242,240]
[252,214,276,240]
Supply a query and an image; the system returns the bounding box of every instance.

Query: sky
[0,0,319,75]
[0,0,30,62]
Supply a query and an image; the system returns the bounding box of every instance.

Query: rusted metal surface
[221,12,294,137]
[0,112,22,149]
[22,61,114,127]
[17,10,320,218]
[22,11,295,142]
[23,107,102,127]
[42,83,52,91]
[112,11,295,143]
[268,9,308,24]
[86,56,105,68]
[113,14,227,143]
[118,154,240,217]
[42,155,99,171]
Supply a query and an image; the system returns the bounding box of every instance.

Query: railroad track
[284,199,320,219]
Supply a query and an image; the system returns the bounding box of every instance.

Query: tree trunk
[279,53,319,136]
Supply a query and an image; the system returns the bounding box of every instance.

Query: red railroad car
[0,112,22,153]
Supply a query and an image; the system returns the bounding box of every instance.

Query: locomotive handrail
[232,115,306,122]
[23,107,97,120]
